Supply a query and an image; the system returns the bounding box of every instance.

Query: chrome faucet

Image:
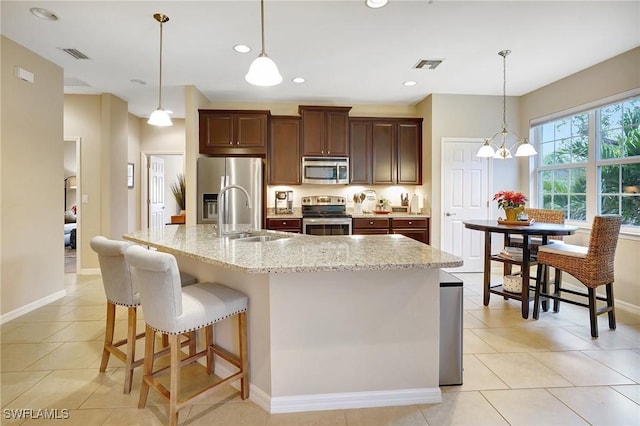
[216,184,252,237]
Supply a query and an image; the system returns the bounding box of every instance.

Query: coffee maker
[275,191,293,214]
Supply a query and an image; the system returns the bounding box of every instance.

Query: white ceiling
[2,1,639,119]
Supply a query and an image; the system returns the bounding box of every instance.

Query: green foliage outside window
[536,96,640,227]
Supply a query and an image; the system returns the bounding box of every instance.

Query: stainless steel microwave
[301,157,349,185]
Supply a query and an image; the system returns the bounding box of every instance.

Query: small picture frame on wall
[127,163,134,188]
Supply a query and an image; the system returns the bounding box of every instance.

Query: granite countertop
[123,225,462,274]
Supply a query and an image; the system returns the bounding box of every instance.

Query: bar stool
[124,245,249,426]
[90,236,197,393]
[533,215,622,338]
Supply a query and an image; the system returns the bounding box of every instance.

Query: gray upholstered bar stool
[124,245,249,426]
[90,236,197,393]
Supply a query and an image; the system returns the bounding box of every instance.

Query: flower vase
[504,205,524,222]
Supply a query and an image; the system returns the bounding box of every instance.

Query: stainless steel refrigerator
[196,157,263,230]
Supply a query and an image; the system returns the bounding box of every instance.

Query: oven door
[302,218,352,235]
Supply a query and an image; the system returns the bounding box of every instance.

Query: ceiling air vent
[413,59,443,70]
[59,48,91,60]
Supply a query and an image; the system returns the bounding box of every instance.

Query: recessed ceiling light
[130,79,146,86]
[292,77,305,84]
[403,81,417,87]
[233,44,251,53]
[366,0,388,9]
[30,7,58,21]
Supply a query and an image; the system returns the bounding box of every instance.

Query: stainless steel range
[301,195,352,235]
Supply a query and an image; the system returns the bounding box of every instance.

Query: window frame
[530,89,640,236]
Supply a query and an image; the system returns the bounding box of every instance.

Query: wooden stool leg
[606,283,616,330]
[100,302,116,372]
[533,264,544,320]
[239,312,249,400]
[169,334,181,426]
[189,330,197,356]
[162,334,169,347]
[124,307,137,394]
[588,287,599,338]
[553,270,562,312]
[205,325,214,374]
[138,325,155,409]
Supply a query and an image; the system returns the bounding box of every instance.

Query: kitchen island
[123,225,462,413]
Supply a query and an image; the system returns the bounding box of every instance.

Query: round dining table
[463,219,578,319]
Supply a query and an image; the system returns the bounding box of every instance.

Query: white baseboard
[0,289,66,324]
[268,387,442,414]
[214,361,441,414]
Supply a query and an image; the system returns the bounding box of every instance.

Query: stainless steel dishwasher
[439,270,463,386]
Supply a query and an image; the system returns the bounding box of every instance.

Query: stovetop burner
[301,195,350,218]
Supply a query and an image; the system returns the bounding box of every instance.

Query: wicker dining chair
[533,215,623,338]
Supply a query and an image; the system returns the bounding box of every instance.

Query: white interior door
[149,155,165,230]
[441,139,490,272]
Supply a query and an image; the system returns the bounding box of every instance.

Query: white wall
[1,36,65,319]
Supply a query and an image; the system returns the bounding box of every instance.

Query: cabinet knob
[408,221,413,225]
[229,141,233,145]
[283,221,287,225]
[369,221,374,225]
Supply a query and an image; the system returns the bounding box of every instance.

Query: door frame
[64,137,82,273]
[440,137,493,272]
[140,151,185,228]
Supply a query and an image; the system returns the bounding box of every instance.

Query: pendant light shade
[476,50,536,159]
[148,13,173,127]
[246,0,282,87]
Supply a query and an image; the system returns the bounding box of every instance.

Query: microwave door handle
[336,165,339,184]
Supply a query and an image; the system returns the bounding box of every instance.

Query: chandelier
[476,50,536,159]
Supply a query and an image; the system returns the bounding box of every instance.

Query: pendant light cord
[499,49,510,130]
[260,0,266,55]
[158,18,164,108]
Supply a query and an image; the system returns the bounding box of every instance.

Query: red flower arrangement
[493,191,527,210]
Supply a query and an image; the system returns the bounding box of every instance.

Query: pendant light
[148,13,173,127]
[245,0,282,86]
[477,50,536,159]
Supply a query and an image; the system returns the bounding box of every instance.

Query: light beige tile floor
[1,272,639,425]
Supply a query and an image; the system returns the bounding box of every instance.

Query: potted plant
[493,190,527,221]
[170,173,186,215]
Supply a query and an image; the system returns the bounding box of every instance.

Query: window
[533,95,640,229]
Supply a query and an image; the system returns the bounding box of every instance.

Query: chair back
[524,208,565,240]
[124,245,183,333]
[585,215,623,283]
[90,236,137,306]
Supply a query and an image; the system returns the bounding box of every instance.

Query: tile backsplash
[266,184,430,214]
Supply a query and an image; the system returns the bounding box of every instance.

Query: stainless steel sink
[224,231,292,243]
[236,234,293,243]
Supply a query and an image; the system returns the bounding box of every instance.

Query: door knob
[445,212,456,216]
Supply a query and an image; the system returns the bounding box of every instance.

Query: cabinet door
[300,109,325,156]
[391,229,428,244]
[269,117,301,185]
[236,114,267,147]
[326,111,349,156]
[349,120,371,184]
[267,218,301,233]
[201,114,234,148]
[397,121,422,184]
[372,122,395,184]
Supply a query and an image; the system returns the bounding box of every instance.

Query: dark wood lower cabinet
[352,218,389,235]
[266,218,302,233]
[390,218,429,244]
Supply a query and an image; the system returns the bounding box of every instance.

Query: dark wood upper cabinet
[299,106,351,157]
[397,120,422,185]
[269,116,301,185]
[372,122,395,184]
[349,120,371,184]
[348,117,422,185]
[199,109,269,155]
